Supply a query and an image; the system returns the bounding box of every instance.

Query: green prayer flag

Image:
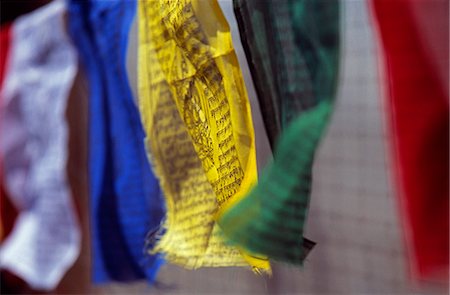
[218,0,340,265]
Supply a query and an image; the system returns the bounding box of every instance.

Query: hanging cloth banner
[68,0,165,283]
[217,0,340,265]
[138,0,269,272]
[0,23,17,242]
[372,0,449,281]
[0,1,80,290]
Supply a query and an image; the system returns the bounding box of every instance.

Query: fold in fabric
[68,0,165,283]
[138,0,269,272]
[218,0,340,265]
[0,1,80,289]
[372,0,449,281]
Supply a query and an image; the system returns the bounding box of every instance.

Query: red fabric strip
[372,0,449,282]
[0,23,18,242]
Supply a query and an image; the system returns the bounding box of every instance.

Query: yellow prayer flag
[138,0,270,272]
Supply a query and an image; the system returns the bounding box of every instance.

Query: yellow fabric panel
[138,0,269,272]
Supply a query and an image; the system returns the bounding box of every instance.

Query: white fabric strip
[0,0,80,290]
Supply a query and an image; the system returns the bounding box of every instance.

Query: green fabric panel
[218,0,340,265]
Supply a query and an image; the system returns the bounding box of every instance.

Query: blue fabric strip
[67,0,165,283]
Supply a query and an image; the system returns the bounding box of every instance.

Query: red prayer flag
[372,0,449,282]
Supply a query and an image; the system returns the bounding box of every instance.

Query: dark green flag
[218,0,340,265]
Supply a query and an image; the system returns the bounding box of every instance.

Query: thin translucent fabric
[138,0,269,272]
[68,0,165,283]
[218,0,340,265]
